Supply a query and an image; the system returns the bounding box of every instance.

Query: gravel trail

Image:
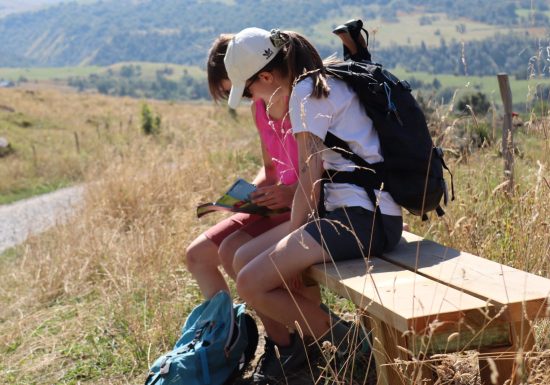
[0,185,84,254]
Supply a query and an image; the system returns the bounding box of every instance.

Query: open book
[196,178,290,218]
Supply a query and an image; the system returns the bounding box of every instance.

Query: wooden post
[31,143,37,170]
[491,102,497,142]
[73,132,80,154]
[497,73,514,194]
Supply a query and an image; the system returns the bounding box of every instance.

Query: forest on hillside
[0,0,548,75]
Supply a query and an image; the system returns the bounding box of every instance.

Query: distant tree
[120,65,136,78]
[419,16,433,26]
[407,77,425,89]
[96,78,115,94]
[456,24,467,34]
[436,87,458,105]
[456,91,491,115]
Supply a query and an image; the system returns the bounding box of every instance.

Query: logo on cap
[262,48,274,59]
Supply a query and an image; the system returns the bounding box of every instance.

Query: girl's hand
[251,183,294,209]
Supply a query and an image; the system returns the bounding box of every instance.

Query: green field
[392,66,550,105]
[106,62,204,81]
[311,11,541,49]
[2,61,549,108]
[516,8,550,19]
[0,66,102,81]
[365,13,501,47]
[0,62,203,82]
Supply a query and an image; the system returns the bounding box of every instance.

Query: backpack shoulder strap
[320,131,385,219]
[324,132,373,169]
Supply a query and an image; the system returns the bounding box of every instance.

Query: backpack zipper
[224,304,237,357]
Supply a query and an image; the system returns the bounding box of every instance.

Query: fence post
[497,73,514,194]
[74,132,80,154]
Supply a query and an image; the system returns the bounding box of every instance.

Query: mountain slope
[0,0,547,69]
[0,0,68,18]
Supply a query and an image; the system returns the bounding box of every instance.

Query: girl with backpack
[225,27,404,382]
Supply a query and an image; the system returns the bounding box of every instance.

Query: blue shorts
[303,206,402,261]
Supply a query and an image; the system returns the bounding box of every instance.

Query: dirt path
[0,185,84,254]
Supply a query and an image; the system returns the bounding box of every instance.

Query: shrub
[456,91,491,115]
[140,103,161,135]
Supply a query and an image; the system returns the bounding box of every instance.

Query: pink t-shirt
[254,99,298,185]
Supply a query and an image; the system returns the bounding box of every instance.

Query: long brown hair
[254,30,330,99]
[206,33,234,102]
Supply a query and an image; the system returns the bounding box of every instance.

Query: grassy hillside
[0,81,208,204]
[0,86,549,383]
[312,12,536,48]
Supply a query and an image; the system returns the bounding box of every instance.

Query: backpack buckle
[159,357,171,375]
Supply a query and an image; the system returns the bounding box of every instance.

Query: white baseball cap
[224,27,282,109]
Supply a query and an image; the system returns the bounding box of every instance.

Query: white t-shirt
[289,76,402,216]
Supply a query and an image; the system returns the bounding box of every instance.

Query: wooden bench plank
[381,232,550,322]
[307,257,501,333]
[306,232,550,385]
[307,256,513,384]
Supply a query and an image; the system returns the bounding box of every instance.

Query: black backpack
[321,60,453,220]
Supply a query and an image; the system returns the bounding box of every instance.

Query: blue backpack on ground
[145,291,259,385]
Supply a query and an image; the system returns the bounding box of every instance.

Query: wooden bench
[306,231,550,385]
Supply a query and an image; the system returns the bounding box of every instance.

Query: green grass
[516,8,550,19]
[0,66,103,81]
[312,11,511,48]
[0,62,203,82]
[368,12,502,47]
[0,246,21,264]
[105,62,203,81]
[392,66,550,105]
[0,180,72,205]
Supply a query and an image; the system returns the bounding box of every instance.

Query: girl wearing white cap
[226,27,404,383]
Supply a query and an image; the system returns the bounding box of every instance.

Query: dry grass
[0,87,549,384]
[0,88,261,383]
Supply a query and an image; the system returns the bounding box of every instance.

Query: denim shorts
[303,206,402,261]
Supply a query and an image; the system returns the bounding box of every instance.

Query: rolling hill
[0,0,548,71]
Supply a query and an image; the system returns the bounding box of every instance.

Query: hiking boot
[317,305,377,385]
[252,333,317,385]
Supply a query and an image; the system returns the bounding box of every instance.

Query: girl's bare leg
[185,234,229,299]
[236,227,332,340]
[230,222,296,346]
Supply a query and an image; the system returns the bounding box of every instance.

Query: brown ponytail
[253,30,330,99]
